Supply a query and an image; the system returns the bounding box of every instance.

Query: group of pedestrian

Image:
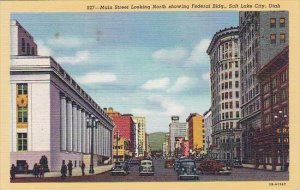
[10,163,45,180]
[60,160,86,179]
[32,163,45,179]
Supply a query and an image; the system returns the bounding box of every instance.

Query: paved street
[12,159,288,183]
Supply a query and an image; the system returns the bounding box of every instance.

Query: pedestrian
[24,162,29,174]
[60,160,67,179]
[81,161,85,176]
[10,164,16,180]
[67,160,73,176]
[39,165,45,178]
[33,163,40,179]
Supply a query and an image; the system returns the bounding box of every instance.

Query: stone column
[81,110,86,153]
[60,94,67,151]
[77,106,82,153]
[86,114,90,153]
[95,124,99,155]
[104,128,107,156]
[66,98,73,151]
[72,102,78,152]
[101,126,104,156]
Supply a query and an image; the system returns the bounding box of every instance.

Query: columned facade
[10,20,115,171]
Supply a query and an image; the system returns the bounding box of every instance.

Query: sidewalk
[15,164,113,178]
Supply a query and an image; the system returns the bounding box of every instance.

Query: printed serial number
[269,182,286,186]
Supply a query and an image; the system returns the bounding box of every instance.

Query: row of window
[21,38,35,55]
[263,89,288,110]
[270,18,286,28]
[270,33,286,44]
[241,99,260,118]
[241,85,260,104]
[221,81,239,90]
[221,101,239,110]
[17,133,27,151]
[220,61,239,71]
[221,111,240,120]
[221,91,239,100]
[220,71,239,80]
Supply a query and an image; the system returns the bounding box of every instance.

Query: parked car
[139,160,154,176]
[174,159,181,172]
[111,161,129,175]
[198,160,231,175]
[129,159,139,166]
[232,160,243,168]
[177,159,199,180]
[164,159,175,168]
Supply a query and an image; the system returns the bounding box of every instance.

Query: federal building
[10,20,115,171]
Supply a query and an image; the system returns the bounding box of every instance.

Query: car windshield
[141,162,152,166]
[181,161,195,167]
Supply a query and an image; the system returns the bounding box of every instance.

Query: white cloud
[141,77,170,90]
[35,40,52,56]
[147,95,185,116]
[76,71,117,84]
[185,38,211,66]
[202,72,210,81]
[167,76,195,93]
[47,36,90,48]
[56,50,90,65]
[152,47,189,64]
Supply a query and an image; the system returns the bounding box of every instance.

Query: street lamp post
[274,110,288,171]
[206,136,210,158]
[227,129,234,164]
[114,131,120,162]
[87,116,98,174]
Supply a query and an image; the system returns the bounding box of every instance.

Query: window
[26,43,30,55]
[270,34,276,44]
[280,33,286,43]
[31,47,35,55]
[236,101,239,108]
[236,91,239,98]
[21,38,25,52]
[235,71,239,78]
[236,111,240,118]
[17,133,28,151]
[270,18,276,28]
[235,61,239,68]
[18,107,28,123]
[279,18,286,27]
[17,84,28,95]
[235,81,239,88]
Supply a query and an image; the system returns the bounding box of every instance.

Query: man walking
[10,164,16,180]
[67,160,73,176]
[60,160,67,179]
[81,161,86,176]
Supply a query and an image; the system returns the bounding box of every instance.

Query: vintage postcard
[0,0,299,190]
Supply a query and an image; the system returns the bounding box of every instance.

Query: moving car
[139,160,154,176]
[111,161,129,176]
[177,159,199,180]
[198,160,231,175]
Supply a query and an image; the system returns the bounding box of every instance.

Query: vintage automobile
[174,159,181,172]
[164,159,175,168]
[139,159,155,176]
[129,159,139,166]
[198,160,231,175]
[111,161,129,176]
[177,159,199,180]
[232,160,243,168]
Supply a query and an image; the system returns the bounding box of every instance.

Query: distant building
[186,113,205,153]
[132,116,146,157]
[106,108,135,157]
[10,20,114,171]
[113,135,129,161]
[203,109,212,154]
[169,116,187,157]
[164,133,170,157]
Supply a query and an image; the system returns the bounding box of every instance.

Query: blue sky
[12,12,238,133]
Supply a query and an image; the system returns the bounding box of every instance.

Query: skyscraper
[169,116,187,157]
[207,27,242,160]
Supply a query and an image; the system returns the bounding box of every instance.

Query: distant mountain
[149,132,167,151]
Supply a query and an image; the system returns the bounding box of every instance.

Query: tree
[39,155,49,172]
